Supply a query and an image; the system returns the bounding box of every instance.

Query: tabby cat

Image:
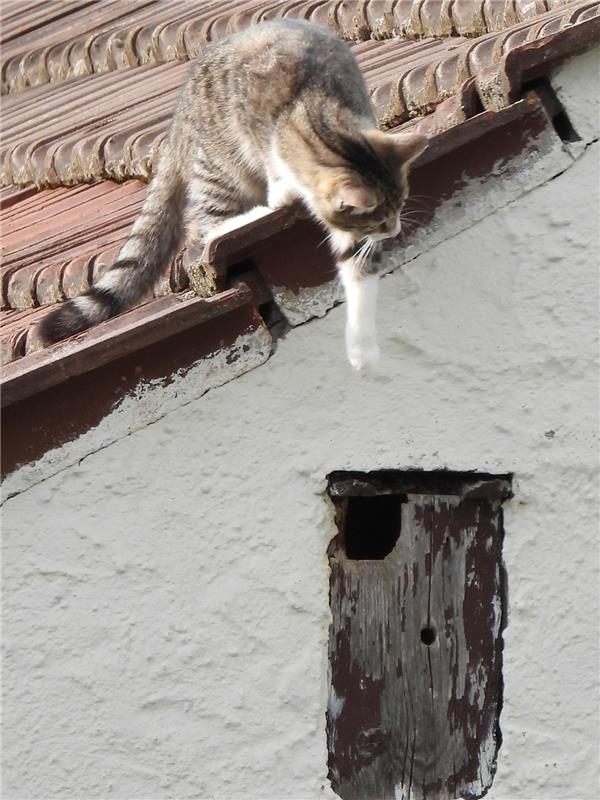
[40,20,427,370]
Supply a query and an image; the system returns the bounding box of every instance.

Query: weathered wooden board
[326,472,510,800]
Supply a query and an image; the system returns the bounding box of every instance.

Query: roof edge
[1,286,259,408]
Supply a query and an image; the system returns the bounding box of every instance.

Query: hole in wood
[343,494,402,559]
[420,625,437,646]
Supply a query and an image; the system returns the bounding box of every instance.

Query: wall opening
[525,78,581,143]
[344,494,403,560]
[326,470,512,800]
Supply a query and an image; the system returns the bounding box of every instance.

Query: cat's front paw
[347,341,381,372]
[267,180,297,210]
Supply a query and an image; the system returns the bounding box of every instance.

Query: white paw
[267,181,297,210]
[347,341,381,372]
[267,194,288,211]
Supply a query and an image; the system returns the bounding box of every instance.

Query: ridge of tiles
[2,1,598,190]
[1,0,578,95]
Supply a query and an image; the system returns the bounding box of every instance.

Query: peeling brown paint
[326,471,511,800]
[1,288,269,478]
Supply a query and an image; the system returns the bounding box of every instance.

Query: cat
[40,19,427,370]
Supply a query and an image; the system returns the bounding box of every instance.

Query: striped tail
[39,150,186,345]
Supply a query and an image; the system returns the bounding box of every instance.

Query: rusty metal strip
[327,470,512,500]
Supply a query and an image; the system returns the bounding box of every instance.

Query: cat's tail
[39,147,187,345]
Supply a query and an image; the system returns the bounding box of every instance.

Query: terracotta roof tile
[2,61,182,186]
[4,2,597,188]
[0,180,191,322]
[0,305,54,366]
[1,0,580,95]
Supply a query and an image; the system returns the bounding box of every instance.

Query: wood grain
[327,473,510,800]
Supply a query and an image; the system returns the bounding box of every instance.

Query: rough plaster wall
[551,47,600,157]
[3,141,598,800]
[3,57,599,800]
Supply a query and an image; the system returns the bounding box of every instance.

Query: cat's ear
[333,184,378,213]
[389,132,429,165]
[366,130,428,168]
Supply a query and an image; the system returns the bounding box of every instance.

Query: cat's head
[314,130,427,248]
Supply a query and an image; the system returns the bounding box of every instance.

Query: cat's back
[201,19,350,70]
[189,19,370,122]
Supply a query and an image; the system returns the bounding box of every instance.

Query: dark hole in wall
[524,77,581,143]
[551,108,581,143]
[344,494,403,560]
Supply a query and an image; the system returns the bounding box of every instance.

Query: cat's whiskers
[406,193,435,202]
[317,230,333,249]
[404,196,433,209]
[401,205,429,215]
[400,208,428,225]
[355,237,375,271]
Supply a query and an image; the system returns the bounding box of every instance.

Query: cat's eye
[346,203,378,215]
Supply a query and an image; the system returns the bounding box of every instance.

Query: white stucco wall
[2,53,599,800]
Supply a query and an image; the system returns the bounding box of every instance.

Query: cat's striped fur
[40,20,427,369]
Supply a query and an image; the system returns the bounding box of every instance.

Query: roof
[2,0,599,477]
[2,0,593,96]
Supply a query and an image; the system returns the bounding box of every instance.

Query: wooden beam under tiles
[1,285,270,478]
[1,286,257,406]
